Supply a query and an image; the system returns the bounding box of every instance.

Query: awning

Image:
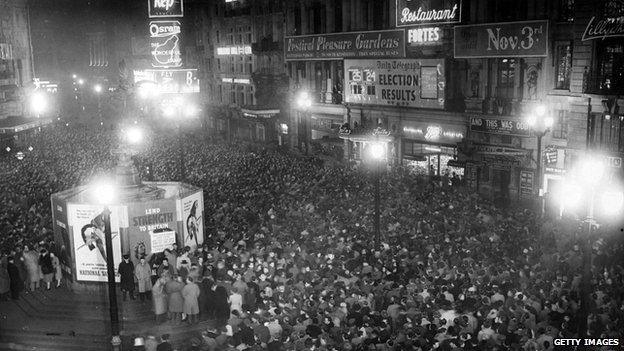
[240,106,280,119]
[0,116,52,134]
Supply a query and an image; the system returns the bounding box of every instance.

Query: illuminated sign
[582,16,624,41]
[396,0,461,27]
[133,69,199,94]
[403,125,464,141]
[216,46,252,55]
[408,27,442,45]
[148,0,183,18]
[149,21,182,68]
[454,20,548,58]
[0,43,13,60]
[221,77,251,84]
[470,117,531,136]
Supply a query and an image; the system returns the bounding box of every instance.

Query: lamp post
[369,142,385,246]
[556,156,623,337]
[526,104,554,198]
[91,181,121,351]
[295,91,312,155]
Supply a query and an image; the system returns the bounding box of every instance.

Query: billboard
[470,116,531,137]
[454,20,548,58]
[67,205,124,282]
[133,69,199,94]
[284,30,405,61]
[150,229,177,253]
[396,0,462,27]
[148,0,183,18]
[51,197,72,277]
[180,191,204,251]
[127,200,178,261]
[582,16,624,41]
[149,21,182,68]
[344,59,445,109]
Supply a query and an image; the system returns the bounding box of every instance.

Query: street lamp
[526,104,554,198]
[556,155,623,337]
[30,91,47,117]
[368,142,386,247]
[91,181,121,351]
[295,91,312,155]
[94,84,103,94]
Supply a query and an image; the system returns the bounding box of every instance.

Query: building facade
[284,0,624,203]
[200,0,289,144]
[0,0,34,120]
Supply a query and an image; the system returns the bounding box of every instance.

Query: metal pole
[178,123,185,181]
[579,190,595,337]
[374,157,381,246]
[536,134,542,196]
[103,207,121,350]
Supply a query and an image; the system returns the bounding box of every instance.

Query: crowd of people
[1,123,624,350]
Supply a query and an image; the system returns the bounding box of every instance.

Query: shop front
[239,107,280,143]
[401,121,466,177]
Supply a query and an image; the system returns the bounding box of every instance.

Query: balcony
[583,73,624,96]
[312,90,343,105]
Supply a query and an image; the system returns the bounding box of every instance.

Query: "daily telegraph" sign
[396,0,461,27]
[285,30,405,61]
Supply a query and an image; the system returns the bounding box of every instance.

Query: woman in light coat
[134,256,153,302]
[50,253,62,288]
[22,246,41,291]
[165,275,185,324]
[182,276,200,324]
[151,274,169,323]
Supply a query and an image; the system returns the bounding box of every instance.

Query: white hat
[134,337,145,346]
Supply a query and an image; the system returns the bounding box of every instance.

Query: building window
[496,58,516,100]
[216,31,220,44]
[558,0,574,22]
[552,110,568,139]
[594,40,624,94]
[555,42,572,90]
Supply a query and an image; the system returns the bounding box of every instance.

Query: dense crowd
[1,123,624,351]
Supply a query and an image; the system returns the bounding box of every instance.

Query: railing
[583,73,624,95]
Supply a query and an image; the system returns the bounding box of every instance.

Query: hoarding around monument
[344,59,445,109]
[284,30,405,61]
[180,191,204,251]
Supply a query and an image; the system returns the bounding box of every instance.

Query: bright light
[72,74,77,79]
[94,84,103,93]
[296,91,312,109]
[138,82,158,99]
[77,79,84,85]
[184,105,199,118]
[579,158,605,186]
[556,180,584,212]
[125,126,144,145]
[5,147,10,152]
[28,146,33,152]
[600,191,624,215]
[526,115,536,127]
[92,181,116,205]
[15,152,25,161]
[163,106,176,118]
[31,92,47,115]
[545,117,554,128]
[369,143,385,160]
[535,104,547,117]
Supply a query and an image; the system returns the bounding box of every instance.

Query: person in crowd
[118,254,135,300]
[7,256,22,300]
[213,284,231,328]
[157,257,174,278]
[135,255,152,302]
[199,278,215,321]
[182,276,200,325]
[156,334,173,351]
[163,249,177,276]
[50,252,62,288]
[22,245,40,291]
[144,335,158,351]
[38,248,54,290]
[178,259,190,282]
[165,275,184,324]
[132,336,146,351]
[0,255,9,301]
[152,273,169,324]
[229,286,243,315]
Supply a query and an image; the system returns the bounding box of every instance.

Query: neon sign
[403,126,464,140]
[221,78,251,84]
[148,0,183,18]
[408,27,442,45]
[149,21,182,68]
[217,46,252,55]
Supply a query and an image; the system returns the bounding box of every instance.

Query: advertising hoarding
[284,30,405,61]
[67,205,124,282]
[470,116,531,137]
[150,229,177,253]
[127,200,178,261]
[149,21,182,68]
[51,196,72,276]
[180,191,204,251]
[148,0,183,18]
[344,59,445,109]
[454,20,548,58]
[582,16,624,41]
[133,69,199,94]
[396,0,462,27]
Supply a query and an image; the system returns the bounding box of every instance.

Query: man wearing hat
[118,254,135,300]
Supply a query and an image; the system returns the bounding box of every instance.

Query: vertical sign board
[150,21,182,68]
[520,170,535,198]
[67,204,124,282]
[127,200,178,262]
[180,191,204,251]
[51,196,72,277]
[344,59,445,108]
[454,20,548,58]
[148,0,183,18]
[133,69,199,93]
[396,0,462,27]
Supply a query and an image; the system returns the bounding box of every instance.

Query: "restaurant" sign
[396,0,462,27]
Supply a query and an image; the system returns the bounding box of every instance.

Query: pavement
[0,286,211,351]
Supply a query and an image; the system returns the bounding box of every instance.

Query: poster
[68,204,123,282]
[150,230,176,253]
[344,59,445,109]
[51,196,72,276]
[127,200,178,261]
[180,191,204,251]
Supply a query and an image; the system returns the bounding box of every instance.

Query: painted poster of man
[182,192,203,251]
